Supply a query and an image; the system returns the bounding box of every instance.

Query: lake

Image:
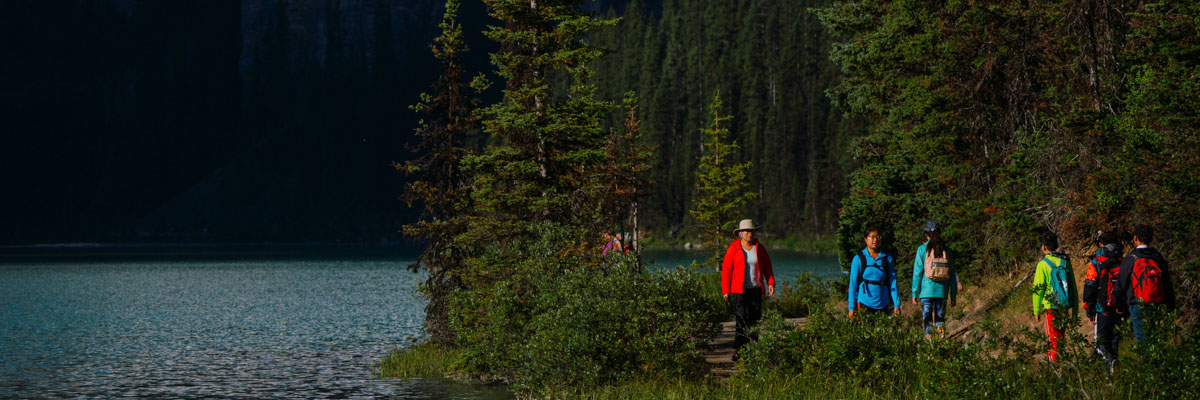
[0,246,838,398]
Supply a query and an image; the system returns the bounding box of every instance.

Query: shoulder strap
[856,252,867,284]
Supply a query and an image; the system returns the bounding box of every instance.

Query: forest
[391,0,1200,397]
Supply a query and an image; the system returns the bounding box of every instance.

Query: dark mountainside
[2,0,847,245]
[2,0,493,244]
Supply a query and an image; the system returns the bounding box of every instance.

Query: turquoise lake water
[0,247,837,398]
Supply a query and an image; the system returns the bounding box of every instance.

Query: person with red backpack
[1031,231,1077,363]
[1082,230,1123,370]
[1116,224,1176,343]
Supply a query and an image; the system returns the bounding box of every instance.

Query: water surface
[0,246,836,398]
[0,248,510,399]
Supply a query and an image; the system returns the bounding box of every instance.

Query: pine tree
[398,0,485,345]
[690,92,756,265]
[598,92,655,268]
[454,0,619,265]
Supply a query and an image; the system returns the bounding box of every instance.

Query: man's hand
[1034,313,1041,322]
[911,298,918,305]
[768,286,775,297]
[848,310,855,320]
[723,293,729,302]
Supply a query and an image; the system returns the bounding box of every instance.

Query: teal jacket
[912,242,958,301]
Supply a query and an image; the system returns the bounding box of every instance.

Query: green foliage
[768,272,836,318]
[400,0,485,345]
[590,0,859,239]
[689,93,756,265]
[736,305,1200,398]
[377,343,463,379]
[449,223,723,393]
[818,0,1200,298]
[461,0,621,244]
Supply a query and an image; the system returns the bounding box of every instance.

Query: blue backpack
[1044,256,1074,308]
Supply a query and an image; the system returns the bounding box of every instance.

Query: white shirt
[743,244,760,289]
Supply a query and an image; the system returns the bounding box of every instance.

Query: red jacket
[721,240,775,294]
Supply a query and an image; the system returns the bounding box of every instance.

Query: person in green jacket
[911,221,958,339]
[1032,230,1077,363]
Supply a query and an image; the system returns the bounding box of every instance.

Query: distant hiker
[721,219,775,361]
[602,230,626,257]
[1082,230,1124,369]
[1116,224,1176,344]
[911,221,958,339]
[849,225,899,320]
[1031,231,1077,363]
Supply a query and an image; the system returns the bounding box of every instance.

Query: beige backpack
[924,248,952,282]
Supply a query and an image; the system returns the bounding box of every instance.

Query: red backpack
[1132,255,1167,304]
[1094,255,1123,308]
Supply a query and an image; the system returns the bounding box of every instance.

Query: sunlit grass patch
[378,342,461,379]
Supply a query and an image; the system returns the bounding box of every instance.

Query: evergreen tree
[457,0,619,245]
[397,0,483,345]
[597,92,655,264]
[690,92,756,264]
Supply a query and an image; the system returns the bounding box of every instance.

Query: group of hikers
[717,219,1178,369]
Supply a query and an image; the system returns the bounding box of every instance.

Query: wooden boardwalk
[703,318,806,380]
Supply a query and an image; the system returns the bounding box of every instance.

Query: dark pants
[1096,311,1122,365]
[732,287,763,349]
[857,304,893,316]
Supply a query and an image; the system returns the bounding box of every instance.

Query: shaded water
[0,247,837,398]
[643,249,843,284]
[0,248,510,399]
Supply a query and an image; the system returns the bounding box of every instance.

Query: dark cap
[923,221,939,233]
[1132,224,1154,242]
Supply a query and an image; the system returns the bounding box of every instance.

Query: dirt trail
[703,318,806,380]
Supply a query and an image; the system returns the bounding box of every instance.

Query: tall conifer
[691,93,756,265]
[398,0,483,345]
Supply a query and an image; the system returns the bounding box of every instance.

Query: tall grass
[377,343,461,379]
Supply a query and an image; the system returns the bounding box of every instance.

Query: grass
[377,342,461,379]
[557,375,875,399]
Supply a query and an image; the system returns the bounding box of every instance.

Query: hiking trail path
[704,317,806,380]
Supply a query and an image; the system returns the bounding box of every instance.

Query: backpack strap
[858,252,888,285]
[856,252,867,287]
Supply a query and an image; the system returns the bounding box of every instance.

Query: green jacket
[1032,252,1077,316]
[912,242,958,301]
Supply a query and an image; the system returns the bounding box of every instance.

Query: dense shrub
[736,304,1200,398]
[448,224,723,393]
[767,272,836,318]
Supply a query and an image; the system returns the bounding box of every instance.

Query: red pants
[1044,309,1064,362]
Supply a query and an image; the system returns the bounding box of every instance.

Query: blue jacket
[848,247,899,311]
[912,242,958,301]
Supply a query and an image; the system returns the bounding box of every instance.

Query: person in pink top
[721,219,776,361]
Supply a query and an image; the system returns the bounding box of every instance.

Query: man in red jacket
[721,219,775,361]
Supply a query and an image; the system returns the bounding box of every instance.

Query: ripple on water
[0,258,512,399]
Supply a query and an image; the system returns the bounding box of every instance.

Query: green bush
[735,305,1200,398]
[448,223,724,393]
[767,272,836,318]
